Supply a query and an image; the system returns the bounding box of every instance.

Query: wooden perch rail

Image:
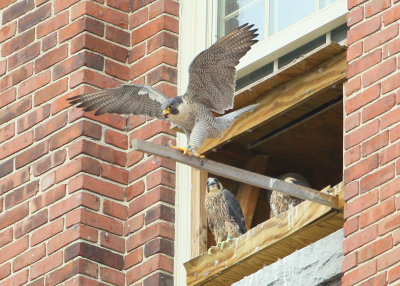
[132,139,339,209]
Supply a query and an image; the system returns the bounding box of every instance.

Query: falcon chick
[270,172,311,218]
[205,177,246,255]
[68,24,259,157]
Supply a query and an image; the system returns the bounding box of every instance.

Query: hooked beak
[162,109,170,119]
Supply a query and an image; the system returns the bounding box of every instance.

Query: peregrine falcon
[205,177,246,254]
[68,24,259,157]
[270,173,311,218]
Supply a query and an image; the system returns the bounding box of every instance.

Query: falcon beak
[162,109,170,118]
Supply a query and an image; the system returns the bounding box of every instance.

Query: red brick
[125,214,144,235]
[0,96,31,125]
[31,217,64,246]
[0,0,16,10]
[381,142,400,165]
[344,189,378,219]
[361,132,389,157]
[53,50,104,80]
[26,277,45,286]
[129,42,146,63]
[59,17,104,43]
[2,0,34,24]
[105,59,130,81]
[358,235,392,264]
[1,63,34,92]
[365,23,399,52]
[126,222,174,251]
[383,38,400,59]
[18,2,50,31]
[0,235,28,264]
[1,27,33,55]
[49,192,100,220]
[57,157,101,183]
[154,82,177,98]
[149,0,179,19]
[13,243,45,271]
[145,204,174,225]
[104,129,128,150]
[345,80,381,114]
[101,164,128,185]
[342,259,377,285]
[125,248,143,269]
[54,0,80,13]
[146,64,177,85]
[69,139,126,167]
[345,181,360,203]
[103,199,127,220]
[34,112,67,141]
[30,251,63,280]
[347,49,382,78]
[69,69,122,91]
[342,252,357,272]
[8,42,40,70]
[45,258,98,285]
[382,72,400,94]
[348,16,381,45]
[63,275,106,286]
[0,263,10,281]
[147,31,179,54]
[359,272,387,286]
[17,105,50,134]
[18,70,51,98]
[389,265,400,283]
[132,15,178,44]
[32,149,66,176]
[100,231,125,253]
[0,158,13,178]
[16,141,49,169]
[106,25,130,46]
[365,0,390,18]
[362,58,396,88]
[0,88,16,109]
[5,181,39,210]
[360,163,395,192]
[344,154,379,184]
[345,146,361,167]
[126,254,173,284]
[0,59,6,76]
[347,6,363,27]
[37,10,69,38]
[0,130,33,160]
[360,197,396,228]
[35,44,68,73]
[34,77,68,106]
[380,107,400,129]
[383,5,400,25]
[1,269,28,286]
[100,267,125,286]
[72,1,128,28]
[127,150,144,168]
[345,119,379,149]
[40,171,55,190]
[377,247,400,270]
[14,209,48,238]
[129,186,174,216]
[0,228,13,248]
[380,178,400,201]
[48,223,98,254]
[42,32,57,51]
[378,211,400,235]
[0,167,30,195]
[0,23,16,44]
[0,123,15,144]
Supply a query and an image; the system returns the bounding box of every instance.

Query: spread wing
[68,84,168,119]
[185,23,258,114]
[223,189,247,234]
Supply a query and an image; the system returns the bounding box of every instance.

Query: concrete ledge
[233,229,343,286]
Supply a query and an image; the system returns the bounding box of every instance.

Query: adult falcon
[68,24,258,157]
[205,177,246,255]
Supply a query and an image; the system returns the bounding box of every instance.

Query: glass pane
[269,0,315,35]
[236,62,274,90]
[223,0,256,15]
[218,0,265,40]
[320,0,338,9]
[331,23,348,42]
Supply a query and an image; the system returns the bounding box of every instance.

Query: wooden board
[199,51,346,154]
[184,183,344,286]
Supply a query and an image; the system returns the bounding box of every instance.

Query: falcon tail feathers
[216,104,259,131]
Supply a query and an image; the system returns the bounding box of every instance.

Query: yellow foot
[207,246,219,256]
[171,146,205,159]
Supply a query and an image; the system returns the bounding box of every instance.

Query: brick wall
[343,0,400,285]
[0,0,178,285]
